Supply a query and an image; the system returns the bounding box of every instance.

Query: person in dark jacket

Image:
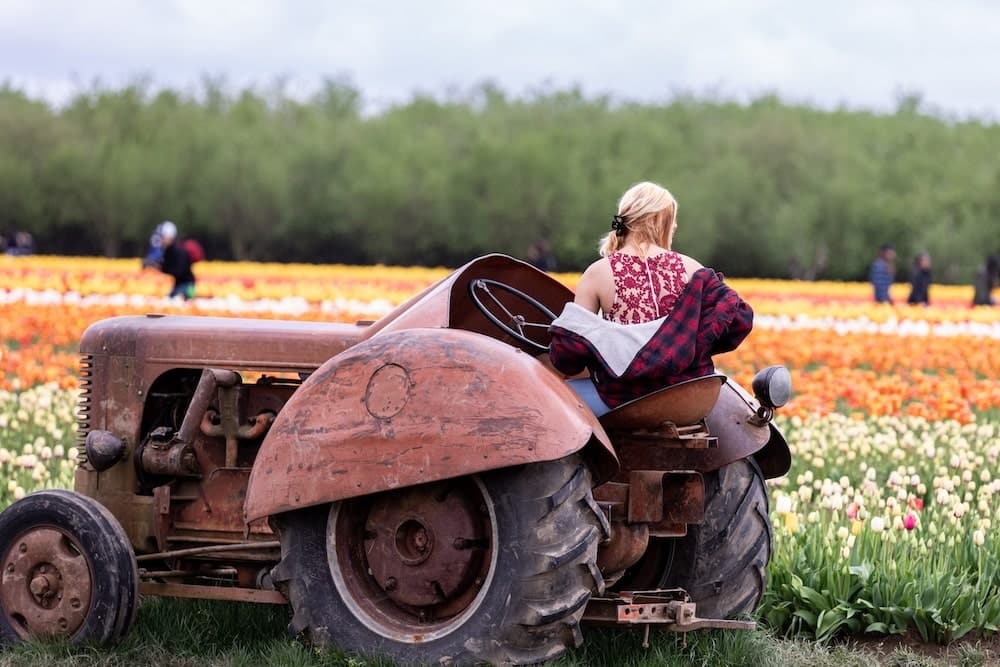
[547,181,752,416]
[153,221,196,299]
[870,243,896,304]
[972,255,999,306]
[907,252,932,305]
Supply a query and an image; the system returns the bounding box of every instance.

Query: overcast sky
[2,0,999,117]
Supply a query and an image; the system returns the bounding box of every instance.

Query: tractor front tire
[0,489,139,646]
[271,455,606,666]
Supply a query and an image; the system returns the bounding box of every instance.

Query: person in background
[147,221,196,299]
[547,181,753,416]
[907,251,932,305]
[141,226,165,268]
[5,231,34,256]
[526,239,558,272]
[869,243,896,304]
[14,232,33,255]
[972,254,999,306]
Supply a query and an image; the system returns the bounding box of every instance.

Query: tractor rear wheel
[0,490,139,646]
[617,458,772,619]
[271,455,606,666]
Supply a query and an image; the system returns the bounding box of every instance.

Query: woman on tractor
[548,181,754,416]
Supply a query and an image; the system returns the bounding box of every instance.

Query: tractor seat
[598,373,727,430]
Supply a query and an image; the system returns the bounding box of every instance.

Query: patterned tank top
[605,251,688,324]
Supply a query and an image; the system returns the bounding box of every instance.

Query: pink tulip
[903,513,917,531]
[846,502,859,520]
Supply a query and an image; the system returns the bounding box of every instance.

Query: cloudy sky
[2,0,999,116]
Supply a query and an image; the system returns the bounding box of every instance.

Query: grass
[1,599,996,667]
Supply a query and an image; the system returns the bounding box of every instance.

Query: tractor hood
[80,315,366,372]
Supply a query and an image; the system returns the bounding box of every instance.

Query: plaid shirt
[548,268,753,407]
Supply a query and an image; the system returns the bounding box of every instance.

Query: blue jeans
[567,378,612,417]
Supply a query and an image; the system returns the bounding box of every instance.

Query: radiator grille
[77,354,93,444]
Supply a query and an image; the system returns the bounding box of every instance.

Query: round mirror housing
[751,366,792,409]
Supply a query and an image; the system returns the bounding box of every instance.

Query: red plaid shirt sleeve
[548,332,592,376]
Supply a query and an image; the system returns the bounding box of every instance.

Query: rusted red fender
[244,328,619,523]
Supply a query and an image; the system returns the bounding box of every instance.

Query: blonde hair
[598,181,678,257]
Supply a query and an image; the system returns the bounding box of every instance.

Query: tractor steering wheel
[468,279,557,353]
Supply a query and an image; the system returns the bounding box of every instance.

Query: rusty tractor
[0,254,791,665]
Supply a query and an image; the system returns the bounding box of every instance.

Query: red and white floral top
[605,251,688,324]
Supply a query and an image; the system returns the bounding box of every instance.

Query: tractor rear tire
[271,455,606,666]
[618,457,772,619]
[0,489,139,646]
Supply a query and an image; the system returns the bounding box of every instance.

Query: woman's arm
[574,260,610,314]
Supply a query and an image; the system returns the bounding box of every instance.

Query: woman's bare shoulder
[582,256,613,276]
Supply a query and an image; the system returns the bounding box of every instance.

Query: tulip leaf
[793,609,818,628]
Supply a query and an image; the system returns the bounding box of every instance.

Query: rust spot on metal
[627,471,665,524]
[584,589,756,632]
[657,472,705,528]
[138,582,286,604]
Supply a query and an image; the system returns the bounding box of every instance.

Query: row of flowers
[6,314,997,421]
[3,255,997,315]
[7,287,1000,339]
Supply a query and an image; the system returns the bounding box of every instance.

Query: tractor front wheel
[0,490,139,646]
[271,455,606,665]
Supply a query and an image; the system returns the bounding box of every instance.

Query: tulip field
[2,255,1000,654]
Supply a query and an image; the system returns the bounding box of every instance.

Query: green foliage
[2,81,999,277]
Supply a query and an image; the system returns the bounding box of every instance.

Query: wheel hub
[394,519,434,566]
[330,477,496,639]
[0,526,93,638]
[29,568,60,603]
[363,485,488,610]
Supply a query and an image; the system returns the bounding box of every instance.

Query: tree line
[1,79,998,282]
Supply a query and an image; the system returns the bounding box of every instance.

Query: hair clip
[611,215,627,237]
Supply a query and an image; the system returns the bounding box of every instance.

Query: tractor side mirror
[752,365,792,410]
